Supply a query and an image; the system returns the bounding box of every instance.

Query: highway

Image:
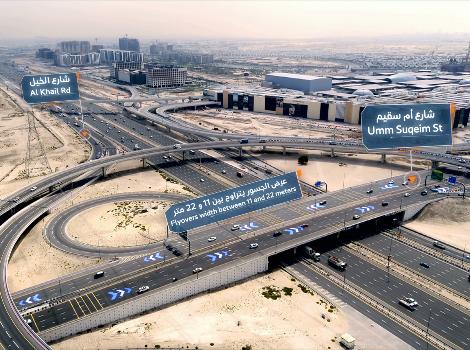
[314,247,470,349]
[17,180,459,337]
[1,61,469,350]
[359,233,470,296]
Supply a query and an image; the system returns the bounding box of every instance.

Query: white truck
[340,333,355,349]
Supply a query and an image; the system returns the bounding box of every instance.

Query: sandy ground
[405,198,470,251]
[172,109,358,139]
[0,85,91,197]
[7,159,193,292]
[66,199,171,247]
[251,150,420,191]
[52,269,403,350]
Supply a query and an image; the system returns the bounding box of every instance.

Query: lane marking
[68,300,80,319]
[91,292,103,309]
[30,313,40,333]
[85,294,98,312]
[79,296,91,314]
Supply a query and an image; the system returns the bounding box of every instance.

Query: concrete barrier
[39,254,268,342]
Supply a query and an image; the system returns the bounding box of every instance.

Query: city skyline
[1,0,470,42]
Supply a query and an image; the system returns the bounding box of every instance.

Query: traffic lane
[320,249,470,347]
[290,261,439,350]
[361,233,470,294]
[400,227,470,262]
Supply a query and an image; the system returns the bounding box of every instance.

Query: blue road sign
[361,104,452,150]
[355,205,375,214]
[315,181,322,187]
[143,252,164,263]
[108,287,132,301]
[448,176,457,184]
[166,172,302,232]
[21,73,80,104]
[18,293,42,307]
[207,250,231,263]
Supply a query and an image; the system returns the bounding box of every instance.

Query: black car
[381,202,389,207]
[421,190,428,196]
[173,249,181,256]
[319,200,327,206]
[420,262,430,268]
[366,189,373,194]
[172,277,178,282]
[273,231,282,237]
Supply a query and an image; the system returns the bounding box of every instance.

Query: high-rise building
[110,61,144,79]
[54,52,100,66]
[119,37,140,52]
[99,49,144,64]
[36,48,55,60]
[145,64,187,88]
[91,44,104,52]
[58,41,90,54]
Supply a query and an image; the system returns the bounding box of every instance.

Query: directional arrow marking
[207,250,231,262]
[144,252,165,262]
[108,291,118,301]
[355,205,375,214]
[108,287,132,301]
[381,184,399,190]
[283,226,304,235]
[307,203,326,211]
[239,222,259,231]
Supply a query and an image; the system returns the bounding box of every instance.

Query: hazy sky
[1,0,470,41]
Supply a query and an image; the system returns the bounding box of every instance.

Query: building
[160,51,214,65]
[36,48,55,60]
[150,42,173,56]
[58,41,90,54]
[145,64,187,88]
[110,61,144,79]
[116,69,146,85]
[265,73,332,93]
[119,37,140,52]
[206,69,470,128]
[99,49,144,65]
[91,44,104,52]
[54,52,100,66]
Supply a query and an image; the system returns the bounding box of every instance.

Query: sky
[1,0,470,42]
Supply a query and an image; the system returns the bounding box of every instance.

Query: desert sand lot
[172,109,357,140]
[7,160,193,292]
[52,269,410,350]
[66,199,172,247]
[405,198,470,251]
[251,150,420,192]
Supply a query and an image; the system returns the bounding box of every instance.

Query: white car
[192,267,203,274]
[137,285,149,294]
[404,192,410,197]
[200,178,205,182]
[249,243,259,249]
[352,214,360,220]
[173,144,181,149]
[231,224,240,231]
[30,186,37,192]
[399,297,418,310]
[208,236,217,242]
[388,180,395,185]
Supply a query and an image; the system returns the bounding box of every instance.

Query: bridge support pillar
[49,186,54,193]
[282,147,286,156]
[182,151,185,161]
[101,167,106,178]
[331,148,335,157]
[262,145,266,151]
[142,158,146,168]
[239,148,243,157]
[381,154,386,163]
[431,160,439,169]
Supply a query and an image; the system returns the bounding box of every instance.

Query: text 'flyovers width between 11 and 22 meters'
[165,172,302,233]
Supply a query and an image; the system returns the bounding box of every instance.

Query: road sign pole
[79,98,84,128]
